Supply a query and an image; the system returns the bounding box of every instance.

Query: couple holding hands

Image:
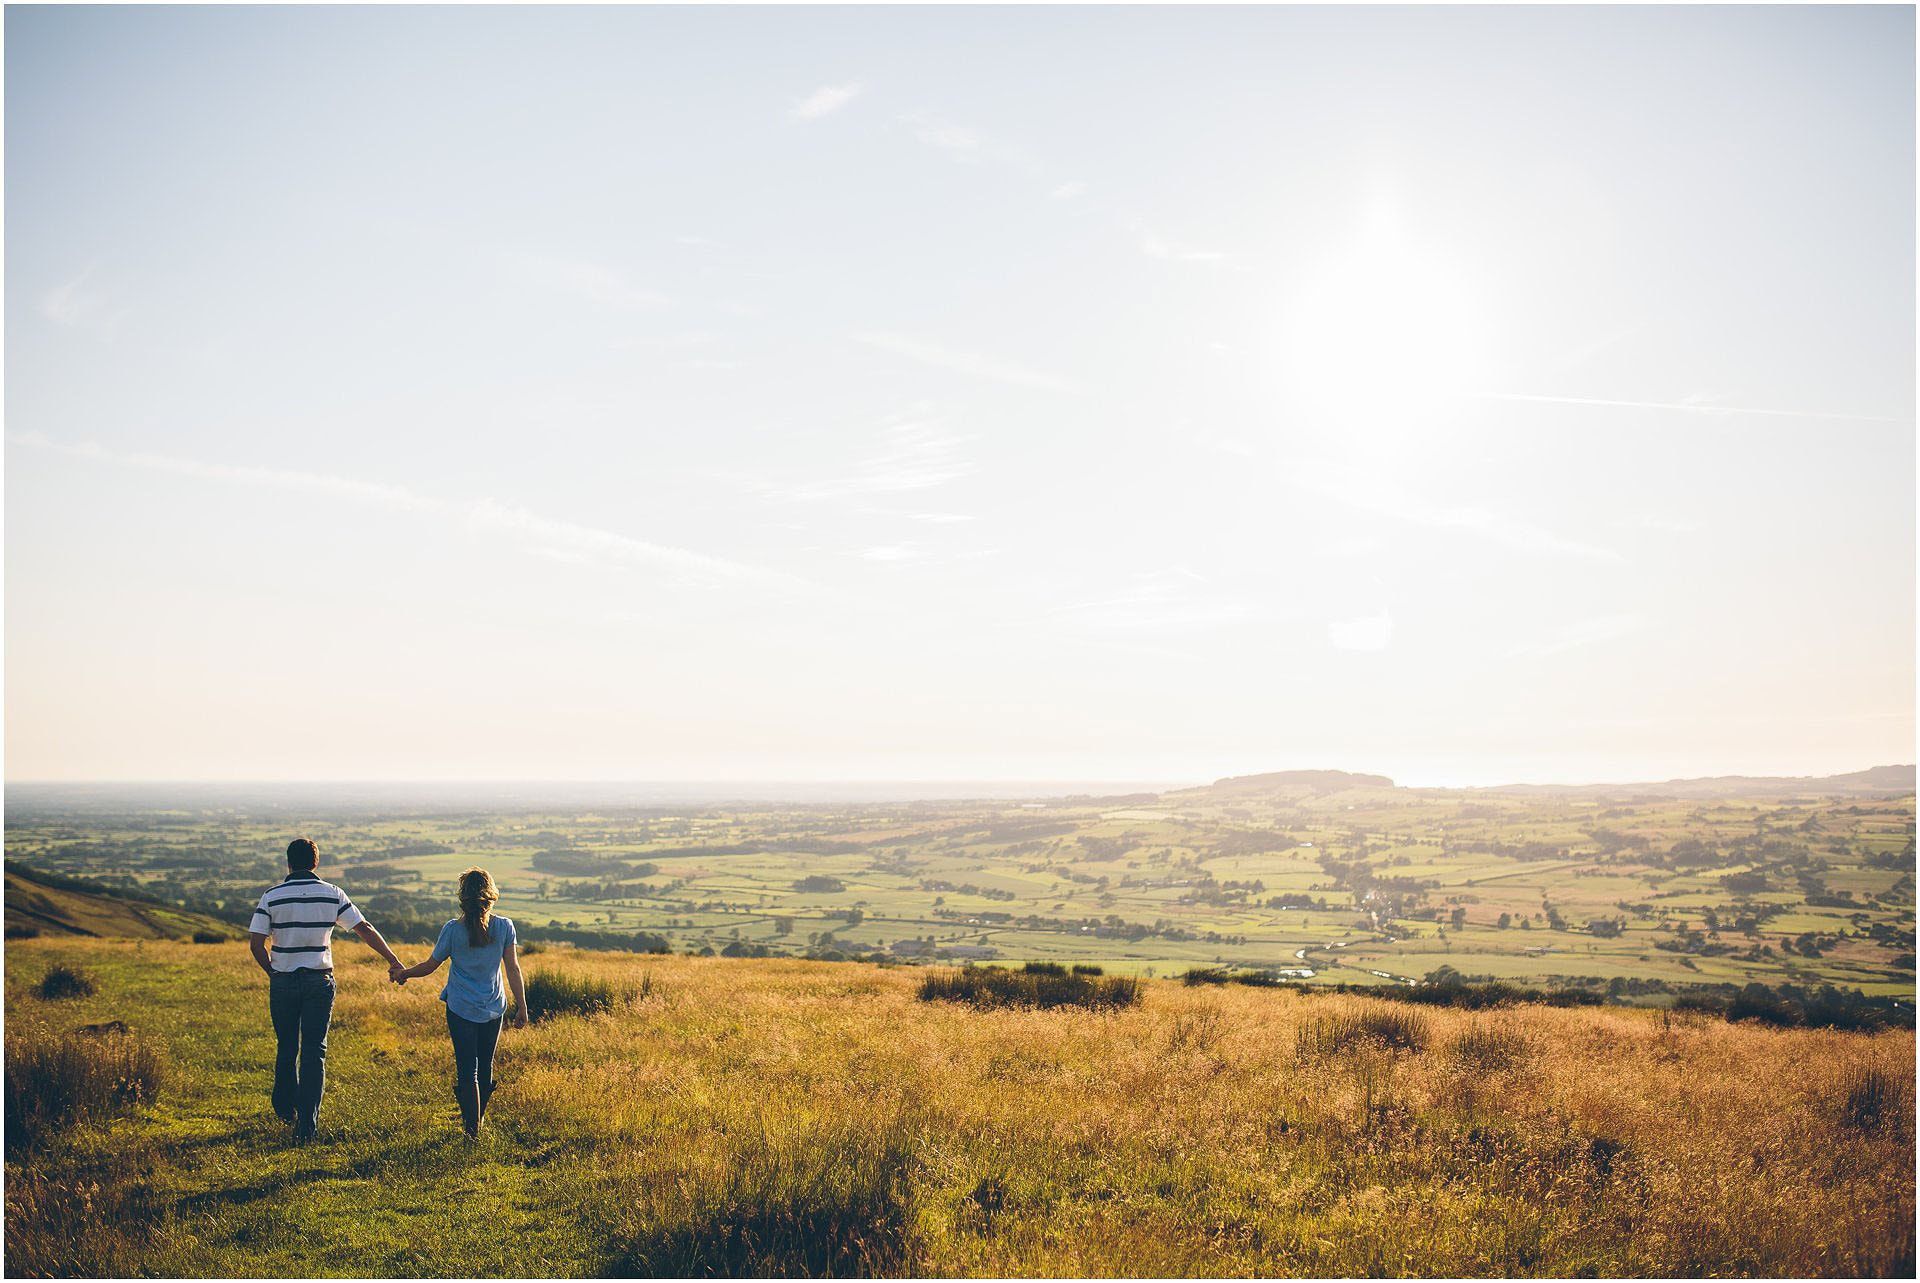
[249,841,527,1141]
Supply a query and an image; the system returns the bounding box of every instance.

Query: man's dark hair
[286,838,318,871]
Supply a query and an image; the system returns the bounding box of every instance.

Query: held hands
[388,961,408,985]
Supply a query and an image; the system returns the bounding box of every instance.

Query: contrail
[1478,392,1911,425]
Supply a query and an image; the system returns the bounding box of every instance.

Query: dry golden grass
[3,937,1914,1277]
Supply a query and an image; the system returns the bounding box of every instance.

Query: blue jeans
[268,968,334,1137]
[447,1009,502,1135]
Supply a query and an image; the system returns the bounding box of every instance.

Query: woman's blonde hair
[458,867,499,947]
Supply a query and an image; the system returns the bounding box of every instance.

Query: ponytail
[458,867,498,947]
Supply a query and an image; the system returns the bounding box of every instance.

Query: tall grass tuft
[35,964,96,1000]
[616,1113,922,1276]
[1838,1063,1908,1134]
[919,965,1142,1011]
[5,1026,165,1153]
[522,970,637,1022]
[1445,1022,1534,1075]
[2,1138,179,1275]
[1295,1006,1430,1059]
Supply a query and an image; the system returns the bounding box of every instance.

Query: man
[248,837,404,1142]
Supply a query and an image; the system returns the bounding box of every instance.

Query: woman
[393,867,528,1137]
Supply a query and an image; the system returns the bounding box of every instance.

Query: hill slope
[1475,764,1917,798]
[4,938,1912,1277]
[4,864,233,941]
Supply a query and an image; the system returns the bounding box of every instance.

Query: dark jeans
[268,967,335,1136]
[447,1009,502,1136]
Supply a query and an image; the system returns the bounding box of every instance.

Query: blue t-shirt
[429,915,515,1024]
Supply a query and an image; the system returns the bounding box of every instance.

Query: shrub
[6,923,41,940]
[522,970,636,1022]
[191,930,227,944]
[918,966,1142,1011]
[1183,967,1233,986]
[5,1027,165,1153]
[1295,1007,1430,1059]
[36,964,96,1000]
[1070,963,1105,976]
[1022,961,1067,976]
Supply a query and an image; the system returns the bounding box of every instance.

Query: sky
[4,4,1914,788]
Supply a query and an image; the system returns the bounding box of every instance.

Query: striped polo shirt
[249,871,366,972]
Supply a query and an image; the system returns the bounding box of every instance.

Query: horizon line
[6,764,1911,793]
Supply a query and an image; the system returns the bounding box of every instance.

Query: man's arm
[353,921,402,970]
[249,931,274,976]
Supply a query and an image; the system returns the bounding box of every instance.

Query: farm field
[4,769,1913,1003]
[3,936,1913,1277]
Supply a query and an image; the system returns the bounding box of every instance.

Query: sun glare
[1272,203,1495,460]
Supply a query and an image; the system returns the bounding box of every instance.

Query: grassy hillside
[4,865,234,942]
[4,936,1913,1277]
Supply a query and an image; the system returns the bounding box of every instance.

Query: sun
[1270,201,1497,462]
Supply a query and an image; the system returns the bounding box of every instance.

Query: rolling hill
[3,863,234,942]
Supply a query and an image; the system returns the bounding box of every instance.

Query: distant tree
[1450,907,1467,931]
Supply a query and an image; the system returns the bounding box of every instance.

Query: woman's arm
[503,940,529,1028]
[396,954,446,982]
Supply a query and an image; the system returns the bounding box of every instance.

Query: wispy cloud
[792,82,863,121]
[507,251,671,310]
[1613,512,1704,535]
[1049,181,1087,201]
[1294,461,1624,564]
[857,543,921,562]
[1423,504,1623,563]
[1052,568,1259,635]
[9,432,806,594]
[855,331,1079,394]
[899,113,1042,174]
[903,112,981,152]
[753,421,976,504]
[1328,609,1394,652]
[1505,613,1646,659]
[41,265,128,335]
[1479,392,1911,425]
[1130,221,1228,263]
